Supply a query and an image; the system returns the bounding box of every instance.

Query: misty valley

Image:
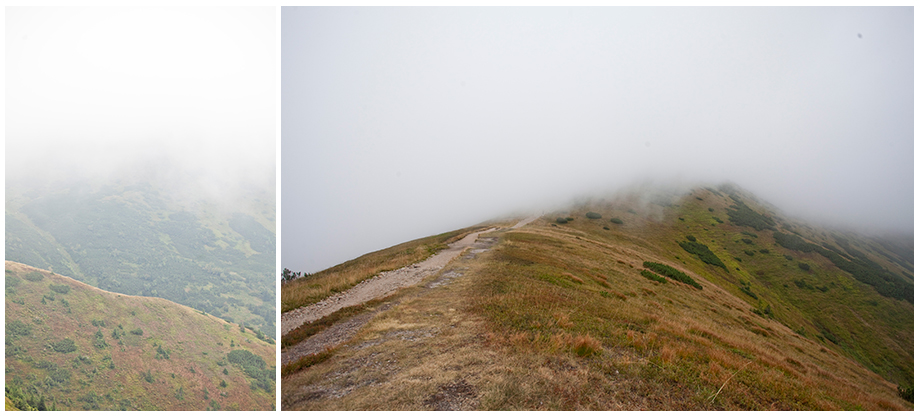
[6,180,276,338]
[5,179,277,411]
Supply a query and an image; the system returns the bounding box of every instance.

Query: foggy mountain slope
[5,179,276,337]
[281,184,912,410]
[4,261,275,411]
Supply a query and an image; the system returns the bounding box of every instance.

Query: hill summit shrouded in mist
[5,261,275,411]
[281,184,912,411]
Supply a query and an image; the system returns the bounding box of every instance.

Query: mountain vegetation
[281,184,912,410]
[5,261,275,411]
[5,180,275,336]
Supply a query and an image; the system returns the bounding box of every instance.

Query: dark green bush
[49,284,70,294]
[898,385,913,403]
[738,280,758,299]
[741,231,758,238]
[566,217,574,222]
[227,349,273,393]
[726,196,776,231]
[6,274,21,290]
[708,208,714,212]
[759,249,770,254]
[48,368,71,386]
[155,345,170,359]
[51,338,77,353]
[603,226,610,230]
[741,238,753,244]
[686,235,696,242]
[679,241,726,269]
[642,261,702,290]
[130,328,144,336]
[92,330,108,349]
[610,218,623,224]
[641,270,667,284]
[24,272,44,282]
[784,254,793,261]
[744,250,755,256]
[752,301,774,318]
[798,262,810,271]
[555,217,568,224]
[586,212,602,219]
[793,279,814,290]
[774,231,912,303]
[6,320,32,339]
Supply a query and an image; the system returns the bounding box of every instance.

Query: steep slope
[5,180,276,336]
[5,261,275,411]
[280,185,912,410]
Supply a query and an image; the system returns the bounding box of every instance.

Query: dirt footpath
[282,228,495,336]
[281,214,541,337]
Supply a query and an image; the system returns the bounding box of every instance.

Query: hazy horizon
[6,7,277,210]
[281,7,912,274]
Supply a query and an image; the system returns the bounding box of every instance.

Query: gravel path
[281,227,498,336]
[280,214,542,364]
[281,215,540,365]
[281,305,391,366]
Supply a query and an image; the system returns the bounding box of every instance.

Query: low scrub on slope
[5,262,275,411]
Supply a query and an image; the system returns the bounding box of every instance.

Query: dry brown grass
[281,215,911,410]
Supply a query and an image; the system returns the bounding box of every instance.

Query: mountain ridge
[281,183,912,410]
[5,179,276,336]
[5,260,275,411]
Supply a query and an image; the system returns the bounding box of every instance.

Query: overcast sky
[282,7,912,274]
[6,7,276,206]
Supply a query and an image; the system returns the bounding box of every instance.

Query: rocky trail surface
[281,214,540,365]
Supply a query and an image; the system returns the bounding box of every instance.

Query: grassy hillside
[5,180,275,336]
[281,185,912,410]
[5,261,275,411]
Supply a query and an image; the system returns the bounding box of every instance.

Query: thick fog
[282,7,912,274]
[6,7,276,209]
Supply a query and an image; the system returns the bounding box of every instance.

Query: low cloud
[281,7,912,274]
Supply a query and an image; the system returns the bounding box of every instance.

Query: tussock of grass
[281,295,395,349]
[281,348,336,377]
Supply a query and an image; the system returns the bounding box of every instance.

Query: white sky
[281,7,913,274]
[6,7,276,203]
